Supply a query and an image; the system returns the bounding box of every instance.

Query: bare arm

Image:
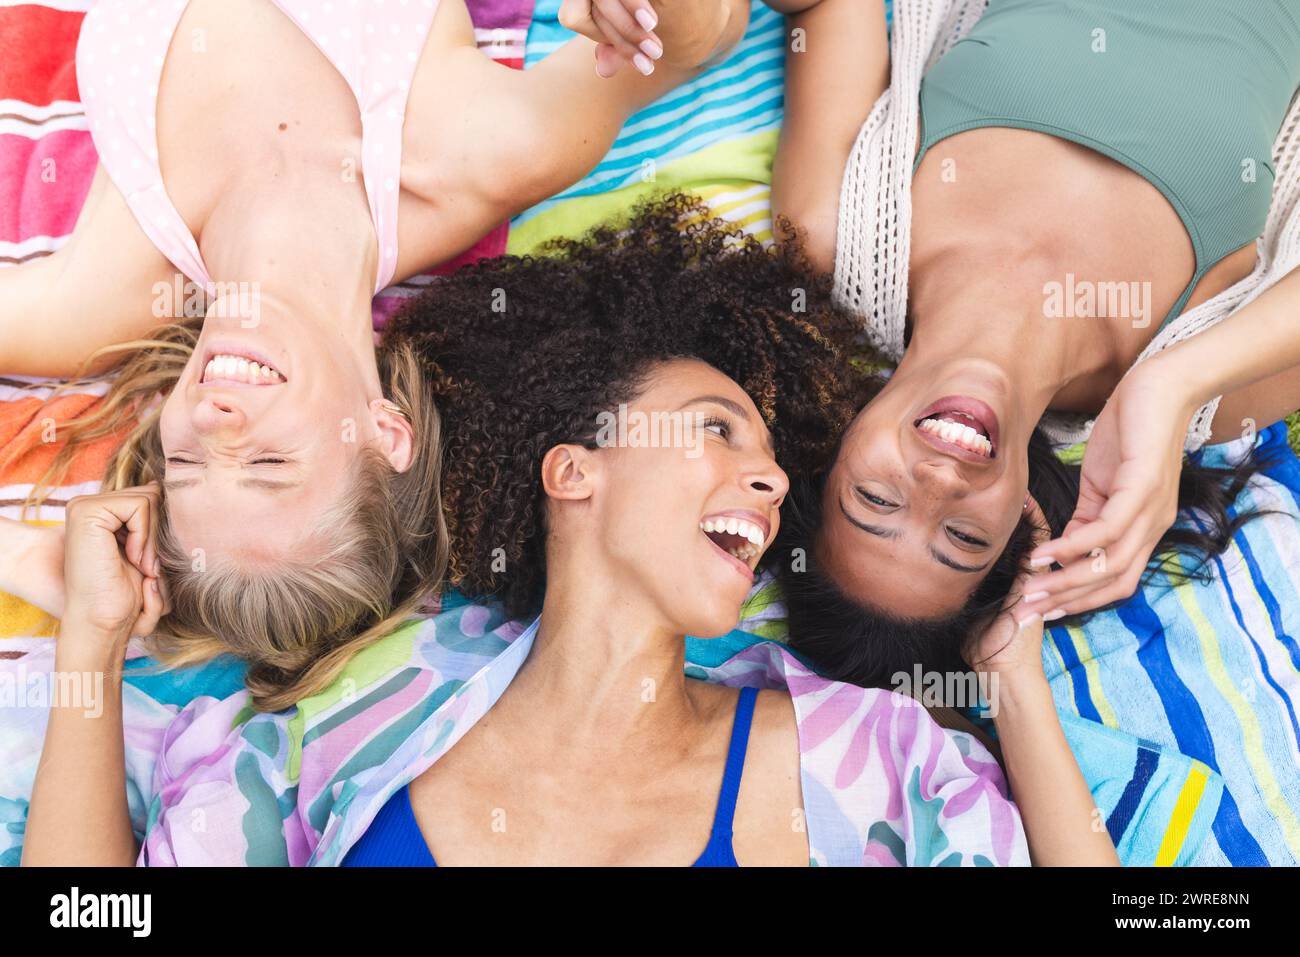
[992,672,1119,866]
[396,0,749,277]
[22,624,138,866]
[0,165,175,378]
[969,504,1119,866]
[22,488,164,867]
[770,0,888,273]
[1170,266,1300,443]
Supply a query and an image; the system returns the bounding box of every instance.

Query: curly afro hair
[383,191,869,619]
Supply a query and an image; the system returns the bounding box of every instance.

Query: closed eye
[947,528,989,548]
[855,487,898,509]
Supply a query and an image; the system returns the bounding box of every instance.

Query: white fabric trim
[832,0,1300,451]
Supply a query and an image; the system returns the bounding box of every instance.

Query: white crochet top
[832,0,1300,450]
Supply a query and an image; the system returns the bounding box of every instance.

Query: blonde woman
[0,0,747,707]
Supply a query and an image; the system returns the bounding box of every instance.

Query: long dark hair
[776,425,1275,690]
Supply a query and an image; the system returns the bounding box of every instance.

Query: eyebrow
[838,496,990,574]
[678,395,776,458]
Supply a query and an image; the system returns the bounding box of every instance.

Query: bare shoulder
[732,688,810,866]
[0,164,175,377]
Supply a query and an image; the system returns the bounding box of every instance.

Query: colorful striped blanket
[2,0,1298,867]
[507,0,787,252]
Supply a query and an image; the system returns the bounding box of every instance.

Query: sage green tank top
[916,0,1300,329]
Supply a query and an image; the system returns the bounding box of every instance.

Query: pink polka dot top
[76,0,442,295]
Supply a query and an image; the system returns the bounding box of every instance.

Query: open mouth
[699,512,769,578]
[913,396,999,461]
[200,350,286,387]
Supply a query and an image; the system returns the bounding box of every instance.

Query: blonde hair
[27,317,448,712]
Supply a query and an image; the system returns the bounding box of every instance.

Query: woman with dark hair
[760,0,1300,680]
[777,416,1269,690]
[23,196,1115,866]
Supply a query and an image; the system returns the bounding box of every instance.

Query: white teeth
[202,353,284,385]
[918,417,992,457]
[699,516,768,560]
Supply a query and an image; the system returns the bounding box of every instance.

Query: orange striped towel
[0,376,123,637]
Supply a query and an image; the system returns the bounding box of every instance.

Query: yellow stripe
[679,187,774,241]
[1170,555,1300,858]
[0,519,62,638]
[1065,623,1120,728]
[1155,764,1210,866]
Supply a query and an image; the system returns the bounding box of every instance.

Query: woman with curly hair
[23,195,1114,865]
[337,194,1114,866]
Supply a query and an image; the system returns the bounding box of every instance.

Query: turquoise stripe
[515,0,787,227]
[554,96,781,190]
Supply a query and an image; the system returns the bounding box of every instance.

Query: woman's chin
[680,605,747,641]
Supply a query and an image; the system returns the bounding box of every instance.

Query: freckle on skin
[278,122,288,131]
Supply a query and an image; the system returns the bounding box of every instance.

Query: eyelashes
[856,486,990,547]
[700,414,733,439]
[165,456,288,466]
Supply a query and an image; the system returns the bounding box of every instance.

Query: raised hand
[1020,359,1194,619]
[559,0,748,77]
[60,484,167,662]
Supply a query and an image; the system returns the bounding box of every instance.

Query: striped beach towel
[1042,422,1300,866]
[508,0,789,252]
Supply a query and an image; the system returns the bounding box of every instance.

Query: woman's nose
[191,398,246,436]
[912,457,965,494]
[746,458,790,506]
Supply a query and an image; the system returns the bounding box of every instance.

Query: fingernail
[1029,556,1054,569]
[150,579,160,593]
[1043,608,1066,622]
[1015,612,1042,630]
[635,8,657,31]
[633,52,654,76]
[640,38,662,60]
[595,59,613,78]
[1022,591,1048,604]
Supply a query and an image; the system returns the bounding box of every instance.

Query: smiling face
[546,359,789,639]
[157,300,412,565]
[816,361,1030,620]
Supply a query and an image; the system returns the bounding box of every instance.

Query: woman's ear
[541,444,596,502]
[369,398,416,473]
